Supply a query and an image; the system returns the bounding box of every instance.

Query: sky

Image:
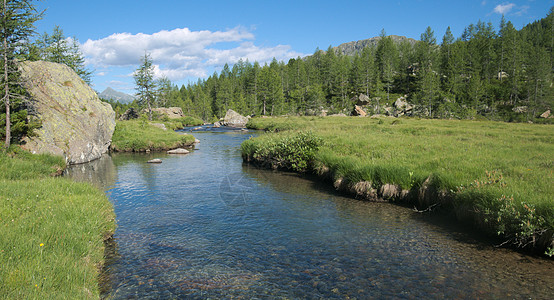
[34,0,554,95]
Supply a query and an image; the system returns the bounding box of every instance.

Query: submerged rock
[20,61,115,164]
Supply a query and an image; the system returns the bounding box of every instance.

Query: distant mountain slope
[99,87,135,103]
[332,35,418,56]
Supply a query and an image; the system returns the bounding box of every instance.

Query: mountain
[332,35,418,56]
[99,87,135,103]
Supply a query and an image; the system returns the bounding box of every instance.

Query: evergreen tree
[35,25,92,84]
[360,46,377,97]
[257,64,284,115]
[415,26,440,116]
[376,30,398,108]
[155,76,172,108]
[1,0,41,148]
[440,27,455,93]
[133,52,156,121]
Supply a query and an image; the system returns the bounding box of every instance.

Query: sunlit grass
[0,149,115,298]
[244,116,554,253]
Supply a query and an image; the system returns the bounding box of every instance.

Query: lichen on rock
[20,61,116,164]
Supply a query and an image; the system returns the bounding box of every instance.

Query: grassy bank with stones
[241,116,554,256]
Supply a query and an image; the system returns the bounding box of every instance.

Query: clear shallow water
[66,127,554,299]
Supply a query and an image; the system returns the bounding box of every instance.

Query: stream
[65,126,554,299]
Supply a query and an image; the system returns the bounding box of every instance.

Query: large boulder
[20,61,115,164]
[144,107,185,119]
[223,109,248,127]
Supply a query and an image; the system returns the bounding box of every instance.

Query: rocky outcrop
[223,109,248,127]
[332,35,418,56]
[540,110,551,118]
[20,61,115,164]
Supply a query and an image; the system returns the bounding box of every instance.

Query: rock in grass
[167,148,189,154]
[147,159,162,163]
[223,109,248,127]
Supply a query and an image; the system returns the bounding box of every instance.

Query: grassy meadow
[0,149,115,299]
[242,116,554,254]
[110,119,196,152]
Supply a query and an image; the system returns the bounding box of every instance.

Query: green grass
[110,120,196,152]
[0,149,115,299]
[243,116,554,254]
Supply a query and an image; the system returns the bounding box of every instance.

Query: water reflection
[66,130,554,299]
[64,154,117,190]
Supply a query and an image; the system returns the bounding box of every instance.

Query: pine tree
[415,26,440,116]
[35,25,92,84]
[1,0,41,148]
[376,30,398,108]
[133,53,156,121]
[156,76,172,108]
[440,27,455,94]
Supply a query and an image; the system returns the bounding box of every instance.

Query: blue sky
[35,0,554,94]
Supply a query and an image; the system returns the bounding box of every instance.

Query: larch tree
[376,29,398,108]
[36,25,92,84]
[133,52,156,121]
[1,0,41,148]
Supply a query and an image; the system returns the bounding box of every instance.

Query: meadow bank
[110,119,198,152]
[0,149,115,299]
[241,116,554,255]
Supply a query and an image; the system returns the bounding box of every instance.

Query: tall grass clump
[242,116,554,255]
[0,149,115,298]
[242,131,323,172]
[111,119,196,152]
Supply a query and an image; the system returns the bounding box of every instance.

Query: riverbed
[66,126,554,299]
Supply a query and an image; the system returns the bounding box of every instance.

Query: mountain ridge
[332,35,418,56]
[99,87,135,103]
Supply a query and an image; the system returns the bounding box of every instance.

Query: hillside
[333,35,417,55]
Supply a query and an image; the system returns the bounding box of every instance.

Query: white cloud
[81,27,304,82]
[493,3,516,14]
[514,5,530,16]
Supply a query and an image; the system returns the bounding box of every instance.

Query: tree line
[143,8,553,123]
